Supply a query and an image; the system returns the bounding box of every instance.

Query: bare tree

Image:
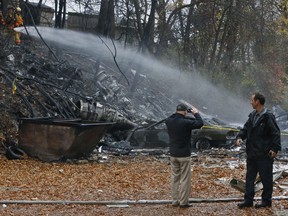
[138,0,156,53]
[96,0,115,37]
[54,0,66,28]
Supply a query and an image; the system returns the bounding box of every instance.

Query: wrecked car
[128,116,241,150]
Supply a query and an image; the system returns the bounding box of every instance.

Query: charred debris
[0,30,176,160]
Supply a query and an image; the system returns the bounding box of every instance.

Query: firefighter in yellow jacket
[5,6,23,44]
[14,7,23,44]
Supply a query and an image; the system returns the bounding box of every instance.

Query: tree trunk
[35,0,43,25]
[96,0,115,38]
[54,0,58,27]
[54,0,66,29]
[155,0,167,56]
[132,0,143,42]
[61,0,66,28]
[139,0,156,53]
[183,0,195,58]
[208,3,229,72]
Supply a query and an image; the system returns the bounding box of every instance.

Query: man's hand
[235,138,243,146]
[269,150,277,159]
[190,107,199,115]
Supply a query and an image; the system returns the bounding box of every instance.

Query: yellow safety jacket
[15,14,23,27]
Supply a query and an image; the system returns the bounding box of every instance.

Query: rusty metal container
[18,118,114,161]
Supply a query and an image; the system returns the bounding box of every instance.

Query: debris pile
[0,30,178,159]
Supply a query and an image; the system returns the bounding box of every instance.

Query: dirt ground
[0,152,287,216]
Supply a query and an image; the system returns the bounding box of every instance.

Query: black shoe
[237,201,253,208]
[179,204,193,208]
[255,202,271,208]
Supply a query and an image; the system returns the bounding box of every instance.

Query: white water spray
[17,26,251,123]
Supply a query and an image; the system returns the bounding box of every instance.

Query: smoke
[17,26,251,123]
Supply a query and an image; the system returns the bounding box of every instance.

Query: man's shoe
[255,202,271,208]
[237,201,253,208]
[179,203,193,208]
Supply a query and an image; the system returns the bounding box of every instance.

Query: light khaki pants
[170,156,191,205]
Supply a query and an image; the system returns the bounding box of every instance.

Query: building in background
[67,12,98,32]
[23,2,54,27]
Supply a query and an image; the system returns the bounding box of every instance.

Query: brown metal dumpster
[18,118,115,161]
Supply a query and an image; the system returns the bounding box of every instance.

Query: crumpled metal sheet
[230,170,287,193]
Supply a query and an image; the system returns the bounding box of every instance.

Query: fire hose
[0,196,288,205]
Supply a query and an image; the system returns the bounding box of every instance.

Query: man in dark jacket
[236,92,281,209]
[165,104,203,208]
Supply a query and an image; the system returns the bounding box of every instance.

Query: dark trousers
[244,158,274,204]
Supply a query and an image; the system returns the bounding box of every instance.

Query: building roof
[26,2,54,11]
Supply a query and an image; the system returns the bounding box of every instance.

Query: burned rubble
[0,29,178,161]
